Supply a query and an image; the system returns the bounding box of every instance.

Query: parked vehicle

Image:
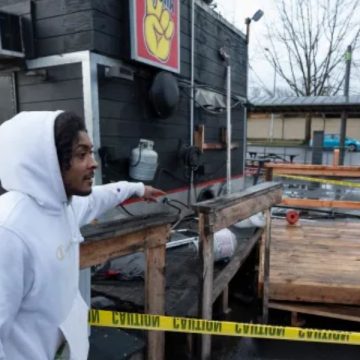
[310,134,360,151]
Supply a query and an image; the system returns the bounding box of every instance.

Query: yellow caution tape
[277,174,360,188]
[89,310,360,346]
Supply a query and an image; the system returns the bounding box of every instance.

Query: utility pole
[339,45,352,165]
[265,48,277,142]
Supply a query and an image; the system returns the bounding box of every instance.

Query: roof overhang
[249,95,360,115]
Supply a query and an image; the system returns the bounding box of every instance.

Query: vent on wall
[0,11,24,58]
[104,65,134,81]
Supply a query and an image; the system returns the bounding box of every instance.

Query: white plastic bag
[213,228,237,261]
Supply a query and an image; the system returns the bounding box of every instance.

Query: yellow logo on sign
[144,0,175,61]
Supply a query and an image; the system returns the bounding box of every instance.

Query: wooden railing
[265,163,360,210]
[193,182,283,360]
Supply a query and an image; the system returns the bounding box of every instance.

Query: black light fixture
[245,9,264,44]
[252,9,264,22]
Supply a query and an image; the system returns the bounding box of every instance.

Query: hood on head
[0,111,68,211]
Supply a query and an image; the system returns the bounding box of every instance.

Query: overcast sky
[213,0,360,97]
[214,0,279,95]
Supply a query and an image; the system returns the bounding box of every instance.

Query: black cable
[129,144,142,168]
[167,198,190,209]
[171,213,198,230]
[217,181,226,196]
[193,182,198,202]
[165,201,182,215]
[155,168,189,187]
[118,204,136,217]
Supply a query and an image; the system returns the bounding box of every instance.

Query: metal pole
[339,45,352,165]
[226,64,232,194]
[269,67,276,142]
[269,113,274,143]
[344,45,352,98]
[272,66,277,97]
[245,18,251,44]
[242,105,247,189]
[243,20,250,190]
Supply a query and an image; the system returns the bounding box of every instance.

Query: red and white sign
[130,0,180,73]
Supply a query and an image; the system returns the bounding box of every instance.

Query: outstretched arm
[72,182,165,227]
[143,185,166,202]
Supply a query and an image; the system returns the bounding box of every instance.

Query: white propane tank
[129,139,158,181]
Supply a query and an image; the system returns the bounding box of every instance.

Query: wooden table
[260,219,360,305]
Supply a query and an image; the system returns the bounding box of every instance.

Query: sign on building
[130,0,180,73]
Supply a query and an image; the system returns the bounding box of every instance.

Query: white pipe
[81,53,101,185]
[269,113,274,143]
[242,105,247,189]
[190,0,195,146]
[226,64,232,194]
[189,0,195,204]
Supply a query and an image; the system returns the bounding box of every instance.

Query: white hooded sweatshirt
[0,111,145,359]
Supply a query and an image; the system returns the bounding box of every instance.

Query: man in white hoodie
[0,111,165,359]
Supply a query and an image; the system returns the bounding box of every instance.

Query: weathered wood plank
[265,163,360,177]
[81,213,177,240]
[269,282,360,305]
[80,225,170,268]
[199,213,214,360]
[267,219,360,305]
[262,209,272,323]
[269,302,360,323]
[213,189,282,232]
[281,198,360,210]
[194,124,205,152]
[258,233,265,297]
[145,244,166,360]
[193,182,282,214]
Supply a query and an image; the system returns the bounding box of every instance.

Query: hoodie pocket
[59,292,89,360]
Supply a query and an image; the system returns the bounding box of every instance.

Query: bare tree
[265,0,360,97]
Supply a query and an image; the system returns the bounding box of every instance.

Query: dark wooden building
[0,0,248,199]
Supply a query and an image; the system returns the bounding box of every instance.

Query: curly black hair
[54,111,86,171]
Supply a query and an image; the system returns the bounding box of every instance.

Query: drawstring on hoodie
[56,203,83,261]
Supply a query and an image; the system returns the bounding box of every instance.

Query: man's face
[61,131,98,197]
